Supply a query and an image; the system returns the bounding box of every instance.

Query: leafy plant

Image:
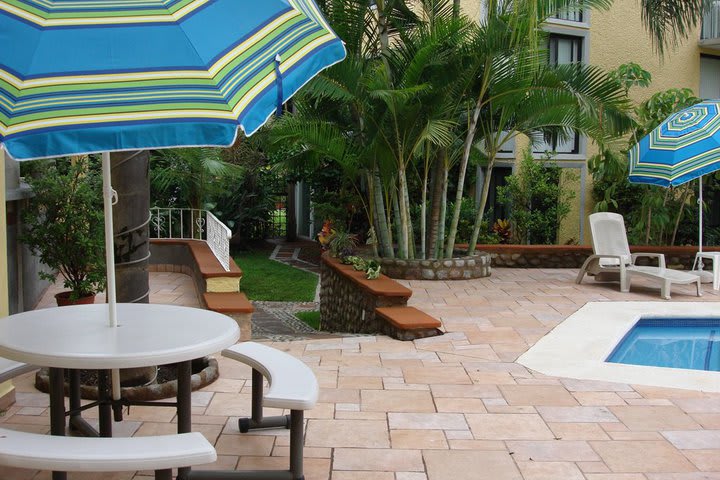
[492,219,512,244]
[498,151,575,244]
[365,260,381,279]
[22,157,107,299]
[328,230,358,258]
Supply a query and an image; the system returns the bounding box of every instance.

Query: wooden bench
[215,342,318,480]
[375,306,443,341]
[0,428,216,480]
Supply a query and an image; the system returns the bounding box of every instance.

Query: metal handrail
[150,207,232,271]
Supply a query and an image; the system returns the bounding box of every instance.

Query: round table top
[0,303,240,369]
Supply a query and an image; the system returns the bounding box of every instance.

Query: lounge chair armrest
[588,254,628,265]
[631,252,666,268]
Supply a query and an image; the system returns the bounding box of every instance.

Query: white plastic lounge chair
[576,212,702,299]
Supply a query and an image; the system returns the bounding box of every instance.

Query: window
[701,55,720,99]
[548,34,583,64]
[533,34,583,155]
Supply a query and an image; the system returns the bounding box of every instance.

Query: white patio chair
[576,212,701,299]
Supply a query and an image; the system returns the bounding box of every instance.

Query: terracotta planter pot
[54,291,96,307]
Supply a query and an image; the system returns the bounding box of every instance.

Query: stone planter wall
[320,256,411,336]
[477,244,718,269]
[379,254,492,280]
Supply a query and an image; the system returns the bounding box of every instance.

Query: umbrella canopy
[628,99,720,252]
[0,0,346,160]
[628,100,720,187]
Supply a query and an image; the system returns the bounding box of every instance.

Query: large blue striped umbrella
[0,0,345,312]
[628,99,720,253]
[0,0,346,160]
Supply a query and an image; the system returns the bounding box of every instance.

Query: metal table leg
[177,360,192,480]
[97,369,113,437]
[48,367,67,480]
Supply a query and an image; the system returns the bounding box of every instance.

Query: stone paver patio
[2,267,720,479]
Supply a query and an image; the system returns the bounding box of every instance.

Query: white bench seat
[214,341,318,480]
[222,342,318,411]
[0,357,35,384]
[0,428,215,479]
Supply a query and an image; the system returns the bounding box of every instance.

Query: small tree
[499,150,575,244]
[22,157,107,300]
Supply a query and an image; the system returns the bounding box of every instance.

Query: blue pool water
[607,318,720,372]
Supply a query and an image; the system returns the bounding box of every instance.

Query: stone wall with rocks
[478,245,715,269]
[320,257,409,336]
[379,254,492,280]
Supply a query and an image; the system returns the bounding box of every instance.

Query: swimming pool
[607,318,720,372]
[517,302,720,392]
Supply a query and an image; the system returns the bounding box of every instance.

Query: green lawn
[295,311,320,330]
[234,250,317,302]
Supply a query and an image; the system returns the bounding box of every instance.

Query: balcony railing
[552,7,583,22]
[150,207,232,271]
[702,2,720,40]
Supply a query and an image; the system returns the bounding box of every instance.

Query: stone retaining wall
[319,257,409,336]
[477,244,718,269]
[379,254,492,280]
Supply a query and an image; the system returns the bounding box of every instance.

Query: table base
[48,360,193,479]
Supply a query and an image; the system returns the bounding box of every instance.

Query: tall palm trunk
[420,147,431,259]
[468,156,496,254]
[111,150,150,304]
[436,162,449,259]
[445,96,484,257]
[426,151,445,258]
[397,166,411,258]
[369,169,394,258]
[111,149,155,385]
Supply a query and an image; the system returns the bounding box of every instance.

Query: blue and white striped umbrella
[628,99,720,252]
[629,100,720,187]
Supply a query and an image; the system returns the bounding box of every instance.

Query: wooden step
[203,292,254,314]
[375,306,442,330]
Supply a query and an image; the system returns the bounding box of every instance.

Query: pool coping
[517,302,720,393]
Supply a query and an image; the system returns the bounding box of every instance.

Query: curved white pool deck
[518,301,720,393]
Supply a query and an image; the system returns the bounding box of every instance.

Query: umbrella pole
[101,152,122,404]
[102,151,118,325]
[699,178,704,254]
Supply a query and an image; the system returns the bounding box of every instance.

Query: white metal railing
[552,7,583,22]
[150,207,232,271]
[702,2,720,40]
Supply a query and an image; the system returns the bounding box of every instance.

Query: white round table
[0,303,240,368]
[0,303,240,480]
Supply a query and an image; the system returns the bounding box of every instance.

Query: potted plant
[22,157,106,305]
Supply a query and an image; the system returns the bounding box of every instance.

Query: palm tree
[639,0,707,55]
[272,0,631,259]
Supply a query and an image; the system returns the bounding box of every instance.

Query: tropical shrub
[498,151,575,244]
[22,157,107,299]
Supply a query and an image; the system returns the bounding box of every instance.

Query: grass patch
[295,311,320,330]
[234,249,317,302]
